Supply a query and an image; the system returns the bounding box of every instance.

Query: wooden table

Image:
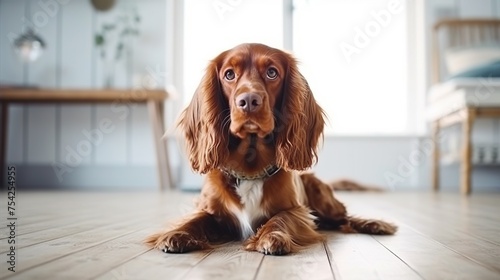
[0,88,173,190]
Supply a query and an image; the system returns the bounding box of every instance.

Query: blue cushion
[447,60,500,80]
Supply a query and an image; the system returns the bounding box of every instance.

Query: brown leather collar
[220,165,281,186]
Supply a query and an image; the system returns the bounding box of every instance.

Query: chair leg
[432,120,440,192]
[148,100,173,190]
[461,108,475,195]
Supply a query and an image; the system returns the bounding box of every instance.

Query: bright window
[183,0,283,105]
[183,0,409,135]
[293,0,408,135]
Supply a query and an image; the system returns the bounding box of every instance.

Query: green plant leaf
[95,34,105,46]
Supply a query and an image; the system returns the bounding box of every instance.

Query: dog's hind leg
[300,173,349,229]
[300,173,397,235]
[341,216,398,235]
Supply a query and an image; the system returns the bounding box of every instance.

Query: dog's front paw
[245,231,292,255]
[146,231,209,253]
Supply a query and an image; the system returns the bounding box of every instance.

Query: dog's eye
[266,67,278,79]
[224,69,235,81]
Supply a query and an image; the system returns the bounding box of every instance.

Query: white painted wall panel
[458,0,494,17]
[314,137,417,190]
[0,1,26,164]
[26,104,56,163]
[25,0,58,164]
[58,0,93,166]
[133,0,167,88]
[6,105,24,163]
[93,104,127,164]
[473,119,496,144]
[130,104,155,165]
[60,0,93,88]
[0,0,25,85]
[27,0,58,87]
[128,0,167,167]
[59,105,92,165]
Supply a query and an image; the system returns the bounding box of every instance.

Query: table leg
[432,120,440,192]
[0,103,8,189]
[461,108,475,195]
[148,100,173,190]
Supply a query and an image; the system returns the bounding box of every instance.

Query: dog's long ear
[275,54,325,171]
[178,59,229,174]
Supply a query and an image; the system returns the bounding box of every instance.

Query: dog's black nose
[236,93,262,113]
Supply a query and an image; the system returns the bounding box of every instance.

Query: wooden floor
[1,190,500,280]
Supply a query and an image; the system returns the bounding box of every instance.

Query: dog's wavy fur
[146,43,396,255]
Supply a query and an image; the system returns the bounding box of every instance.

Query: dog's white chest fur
[230,179,266,240]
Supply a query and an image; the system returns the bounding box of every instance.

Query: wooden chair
[431,19,500,194]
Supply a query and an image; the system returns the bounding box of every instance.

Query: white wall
[0,0,169,189]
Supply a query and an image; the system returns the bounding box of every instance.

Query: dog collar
[220,165,281,186]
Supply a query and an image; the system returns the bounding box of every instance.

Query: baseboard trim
[4,164,158,190]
